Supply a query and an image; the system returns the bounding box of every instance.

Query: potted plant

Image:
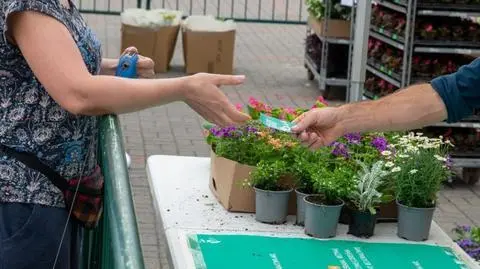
[468,24,480,43]
[437,25,451,41]
[347,160,391,238]
[390,133,453,241]
[249,159,293,224]
[291,150,320,226]
[304,156,356,238]
[417,58,432,78]
[452,25,465,41]
[419,23,437,40]
[393,18,406,37]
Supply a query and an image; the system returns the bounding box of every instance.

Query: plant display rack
[348,0,480,184]
[304,0,357,100]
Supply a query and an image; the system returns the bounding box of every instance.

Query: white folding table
[146,155,479,269]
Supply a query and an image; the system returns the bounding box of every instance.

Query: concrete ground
[82,5,480,268]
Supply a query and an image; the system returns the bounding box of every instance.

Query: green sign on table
[187,234,467,269]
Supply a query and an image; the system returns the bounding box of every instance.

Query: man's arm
[293,57,480,148]
[336,84,447,134]
[337,57,480,134]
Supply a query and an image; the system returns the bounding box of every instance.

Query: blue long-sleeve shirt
[430,58,480,123]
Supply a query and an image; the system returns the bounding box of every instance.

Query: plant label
[260,113,294,133]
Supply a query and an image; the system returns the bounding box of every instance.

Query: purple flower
[245,126,258,133]
[332,142,350,158]
[344,133,361,144]
[467,247,480,258]
[458,238,475,248]
[445,154,453,169]
[209,126,242,138]
[371,136,389,152]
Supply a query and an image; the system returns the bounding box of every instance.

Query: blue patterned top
[0,0,102,207]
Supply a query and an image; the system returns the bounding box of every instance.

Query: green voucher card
[187,234,468,269]
[259,113,294,133]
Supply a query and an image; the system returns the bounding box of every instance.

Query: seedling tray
[371,25,405,43]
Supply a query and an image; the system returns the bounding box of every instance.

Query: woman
[0,0,249,268]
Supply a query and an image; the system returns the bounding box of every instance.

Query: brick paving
[82,4,480,268]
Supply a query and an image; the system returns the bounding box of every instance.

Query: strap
[0,145,69,191]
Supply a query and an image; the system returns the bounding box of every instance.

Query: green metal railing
[81,115,145,269]
[79,0,308,24]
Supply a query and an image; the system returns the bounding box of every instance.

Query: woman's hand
[121,47,155,78]
[183,73,251,126]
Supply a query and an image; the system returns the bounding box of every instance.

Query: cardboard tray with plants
[203,96,454,242]
[306,0,352,39]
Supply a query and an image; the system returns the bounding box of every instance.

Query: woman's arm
[8,11,249,125]
[99,58,118,76]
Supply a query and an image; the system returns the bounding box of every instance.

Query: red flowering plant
[202,96,328,167]
[246,96,327,121]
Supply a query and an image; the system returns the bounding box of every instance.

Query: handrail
[82,115,145,269]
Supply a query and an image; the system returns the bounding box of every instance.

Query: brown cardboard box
[182,29,236,74]
[209,150,297,214]
[307,14,351,39]
[121,24,180,73]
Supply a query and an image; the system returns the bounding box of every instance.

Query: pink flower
[317,96,328,106]
[248,97,259,107]
[235,103,243,111]
[264,105,272,113]
[285,107,296,114]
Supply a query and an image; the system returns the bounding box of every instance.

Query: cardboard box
[308,14,351,39]
[209,150,297,214]
[121,24,180,73]
[182,29,236,74]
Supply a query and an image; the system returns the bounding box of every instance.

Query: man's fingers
[292,111,316,133]
[210,74,246,86]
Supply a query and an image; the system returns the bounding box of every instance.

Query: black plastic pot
[338,206,352,224]
[347,210,378,238]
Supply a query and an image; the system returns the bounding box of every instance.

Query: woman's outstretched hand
[291,107,345,149]
[183,72,251,127]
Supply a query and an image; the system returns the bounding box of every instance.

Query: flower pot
[304,195,344,238]
[254,187,292,224]
[338,206,352,224]
[348,210,378,238]
[295,189,310,226]
[397,200,435,241]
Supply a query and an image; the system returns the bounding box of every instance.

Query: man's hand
[183,73,251,127]
[291,107,345,149]
[122,47,155,78]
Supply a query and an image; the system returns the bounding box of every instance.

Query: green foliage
[389,133,453,208]
[393,149,450,208]
[249,160,290,191]
[349,160,391,214]
[306,0,352,20]
[309,159,357,205]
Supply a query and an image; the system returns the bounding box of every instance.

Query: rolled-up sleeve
[430,57,480,123]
